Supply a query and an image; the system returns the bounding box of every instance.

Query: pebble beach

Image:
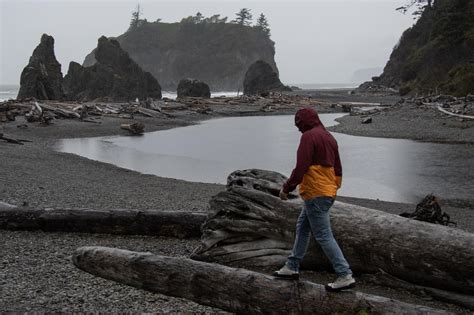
[1,95,473,313]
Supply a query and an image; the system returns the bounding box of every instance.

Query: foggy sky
[0,0,414,86]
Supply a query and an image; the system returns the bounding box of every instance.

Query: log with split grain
[72,246,448,315]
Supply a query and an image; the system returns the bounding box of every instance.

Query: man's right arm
[282,133,314,194]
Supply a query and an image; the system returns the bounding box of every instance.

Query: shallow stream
[56,114,473,203]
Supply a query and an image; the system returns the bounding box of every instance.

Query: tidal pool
[56,114,474,203]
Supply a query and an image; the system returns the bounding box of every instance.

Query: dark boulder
[177,79,211,98]
[63,36,161,102]
[243,60,291,96]
[17,34,64,100]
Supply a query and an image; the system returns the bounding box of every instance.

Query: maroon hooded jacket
[282,107,342,199]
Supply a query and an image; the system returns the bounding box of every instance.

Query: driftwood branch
[120,122,145,135]
[192,169,474,295]
[0,208,205,238]
[0,133,31,145]
[436,105,474,120]
[72,246,448,315]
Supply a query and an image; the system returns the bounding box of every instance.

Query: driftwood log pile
[192,169,474,296]
[410,94,474,119]
[72,246,449,315]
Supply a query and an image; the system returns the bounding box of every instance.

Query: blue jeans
[286,196,352,277]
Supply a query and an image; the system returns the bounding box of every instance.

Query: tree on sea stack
[256,13,271,36]
[233,8,253,26]
[128,4,143,31]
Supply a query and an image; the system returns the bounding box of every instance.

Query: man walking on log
[274,107,355,292]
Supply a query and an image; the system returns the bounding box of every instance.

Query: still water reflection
[56,114,473,203]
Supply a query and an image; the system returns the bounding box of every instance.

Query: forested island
[84,8,278,91]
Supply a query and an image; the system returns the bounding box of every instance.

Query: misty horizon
[1,0,414,86]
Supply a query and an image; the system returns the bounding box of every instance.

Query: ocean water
[0,85,19,102]
[0,85,237,101]
[0,84,355,102]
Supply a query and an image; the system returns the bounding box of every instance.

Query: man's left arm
[335,148,342,188]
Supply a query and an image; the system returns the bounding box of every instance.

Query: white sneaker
[325,274,356,291]
[273,265,299,279]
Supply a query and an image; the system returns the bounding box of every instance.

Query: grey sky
[0,0,414,86]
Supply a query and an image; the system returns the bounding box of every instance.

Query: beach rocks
[17,34,65,100]
[177,79,210,98]
[243,60,291,96]
[63,36,162,102]
[355,81,398,95]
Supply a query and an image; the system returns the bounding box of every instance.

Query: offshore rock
[63,36,161,101]
[243,60,290,96]
[17,34,64,100]
[177,79,211,98]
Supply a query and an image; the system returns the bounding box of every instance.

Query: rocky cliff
[83,19,278,91]
[64,36,161,101]
[370,0,474,96]
[17,34,64,100]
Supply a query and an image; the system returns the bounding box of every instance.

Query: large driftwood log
[192,169,474,294]
[0,208,204,238]
[72,246,448,315]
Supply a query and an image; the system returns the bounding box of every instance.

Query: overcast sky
[0,0,414,86]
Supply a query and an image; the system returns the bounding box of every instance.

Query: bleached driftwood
[192,169,474,294]
[72,246,448,315]
[0,208,205,238]
[436,105,474,120]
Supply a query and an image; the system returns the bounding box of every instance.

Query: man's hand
[279,188,288,201]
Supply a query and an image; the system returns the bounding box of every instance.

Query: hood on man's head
[295,107,321,133]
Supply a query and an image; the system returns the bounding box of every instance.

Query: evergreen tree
[129,4,142,31]
[193,12,204,23]
[256,13,270,36]
[233,8,252,26]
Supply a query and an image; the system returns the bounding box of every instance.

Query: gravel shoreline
[1,97,473,313]
[329,103,474,144]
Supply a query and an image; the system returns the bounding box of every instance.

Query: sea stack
[17,34,65,100]
[63,36,162,102]
[243,60,290,96]
[177,79,211,98]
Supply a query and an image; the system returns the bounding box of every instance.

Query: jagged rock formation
[177,79,210,98]
[63,36,161,101]
[362,0,474,96]
[243,60,291,96]
[17,34,64,100]
[83,19,278,91]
